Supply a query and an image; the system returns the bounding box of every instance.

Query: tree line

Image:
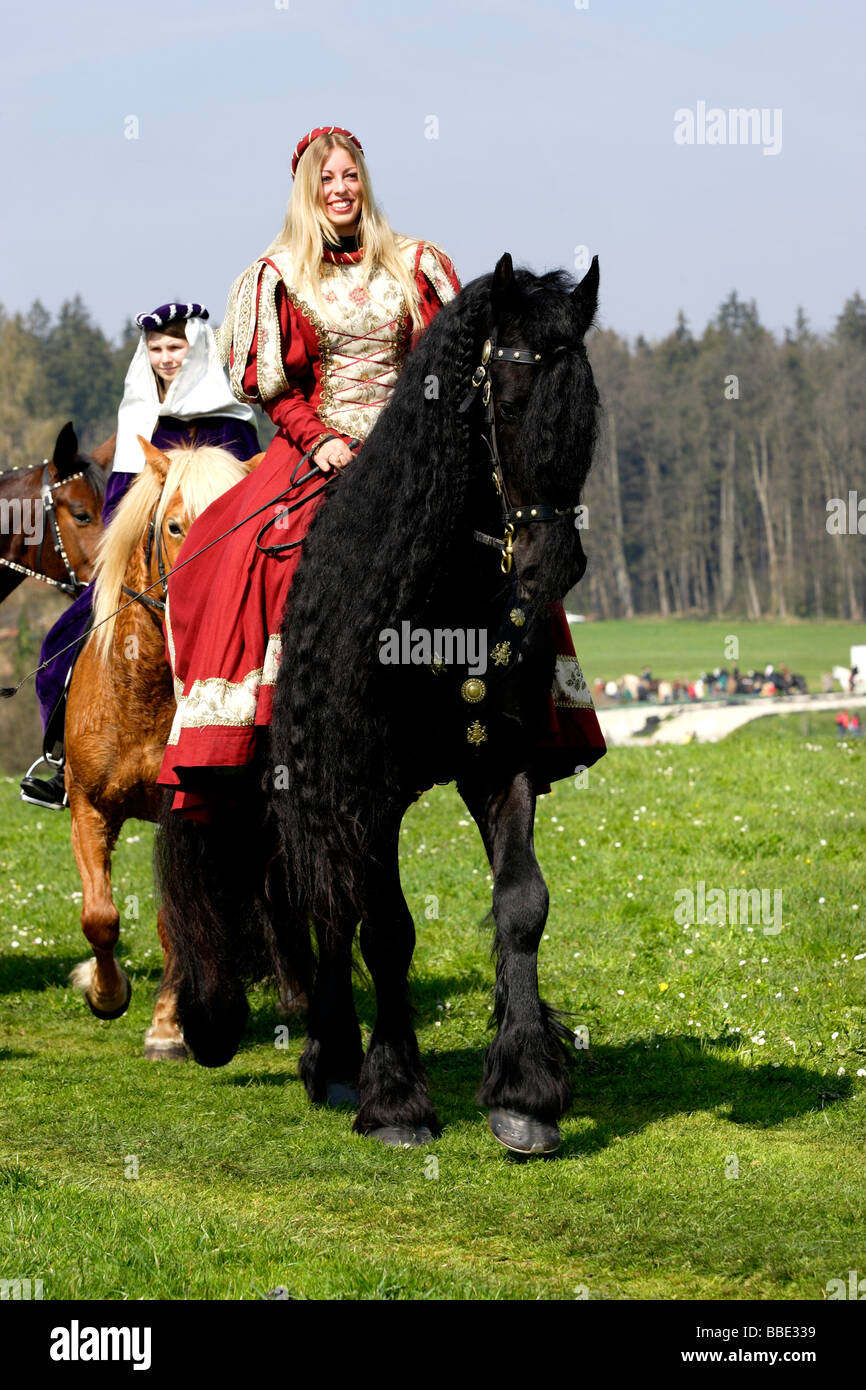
[582,291,866,620]
[1,289,865,619]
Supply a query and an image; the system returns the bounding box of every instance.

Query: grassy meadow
[566,617,865,690]
[0,704,864,1300]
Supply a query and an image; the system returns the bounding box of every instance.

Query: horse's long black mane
[271,265,600,918]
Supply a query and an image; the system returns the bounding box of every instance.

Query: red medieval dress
[158,239,605,817]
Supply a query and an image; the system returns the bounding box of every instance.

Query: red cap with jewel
[291,125,364,180]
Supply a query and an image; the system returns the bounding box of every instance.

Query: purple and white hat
[135,302,209,331]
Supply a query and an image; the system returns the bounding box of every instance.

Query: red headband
[291,126,364,180]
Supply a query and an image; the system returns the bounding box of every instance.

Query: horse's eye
[167,520,184,538]
[71,511,93,525]
[498,401,522,424]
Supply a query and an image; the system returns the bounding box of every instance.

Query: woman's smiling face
[320,148,362,233]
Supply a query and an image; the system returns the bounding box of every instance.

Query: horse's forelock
[156,447,248,532]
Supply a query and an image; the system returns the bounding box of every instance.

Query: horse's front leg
[460,771,570,1154]
[354,827,440,1146]
[67,789,131,1019]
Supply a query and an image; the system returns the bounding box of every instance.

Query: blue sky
[1,0,862,342]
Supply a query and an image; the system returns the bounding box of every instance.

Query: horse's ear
[137,437,170,481]
[51,422,79,479]
[572,255,599,337]
[491,252,516,322]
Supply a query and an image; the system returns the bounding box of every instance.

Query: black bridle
[0,461,94,597]
[122,511,171,617]
[458,327,583,573]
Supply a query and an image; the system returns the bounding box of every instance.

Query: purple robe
[35,415,260,729]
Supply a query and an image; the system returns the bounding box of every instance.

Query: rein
[0,461,94,596]
[458,328,583,573]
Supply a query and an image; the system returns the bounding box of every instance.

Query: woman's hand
[314,437,355,471]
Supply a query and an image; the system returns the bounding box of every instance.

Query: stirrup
[20,755,69,809]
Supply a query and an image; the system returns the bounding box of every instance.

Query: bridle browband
[0,461,95,596]
[458,326,583,573]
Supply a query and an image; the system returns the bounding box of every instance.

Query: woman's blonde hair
[266,132,424,331]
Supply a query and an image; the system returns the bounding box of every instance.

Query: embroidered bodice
[219,240,459,447]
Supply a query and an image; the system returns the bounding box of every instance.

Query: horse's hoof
[326,1082,360,1109]
[71,967,132,1023]
[143,1035,189,1061]
[367,1125,434,1148]
[488,1107,561,1155]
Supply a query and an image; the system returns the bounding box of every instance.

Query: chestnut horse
[67,439,254,1057]
[0,423,114,604]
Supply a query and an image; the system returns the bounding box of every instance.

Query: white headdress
[114,315,254,473]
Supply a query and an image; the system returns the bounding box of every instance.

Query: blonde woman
[159,125,459,814]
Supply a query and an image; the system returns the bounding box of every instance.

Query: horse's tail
[154,786,314,1066]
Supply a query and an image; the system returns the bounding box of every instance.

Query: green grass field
[0,708,864,1300]
[567,618,866,690]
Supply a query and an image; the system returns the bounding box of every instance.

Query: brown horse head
[45,422,112,587]
[0,422,112,600]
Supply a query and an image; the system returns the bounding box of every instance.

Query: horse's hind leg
[68,790,131,1019]
[143,908,189,1061]
[354,831,440,1145]
[299,917,363,1108]
[460,772,570,1155]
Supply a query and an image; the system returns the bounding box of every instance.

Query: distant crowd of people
[596,664,810,705]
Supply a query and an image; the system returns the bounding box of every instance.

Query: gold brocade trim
[167,633,283,744]
[418,244,458,306]
[552,655,594,709]
[222,264,260,404]
[255,263,291,402]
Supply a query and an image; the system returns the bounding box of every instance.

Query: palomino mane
[90,446,248,658]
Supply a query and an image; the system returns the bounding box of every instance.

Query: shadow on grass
[0,953,83,995]
[425,1032,853,1156]
[219,1071,299,1088]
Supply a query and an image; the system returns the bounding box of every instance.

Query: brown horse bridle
[0,460,93,596]
[459,327,584,573]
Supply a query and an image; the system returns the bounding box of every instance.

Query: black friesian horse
[158,253,601,1154]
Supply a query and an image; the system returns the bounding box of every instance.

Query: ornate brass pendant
[466,720,488,746]
[491,641,512,666]
[510,608,526,627]
[461,677,486,703]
